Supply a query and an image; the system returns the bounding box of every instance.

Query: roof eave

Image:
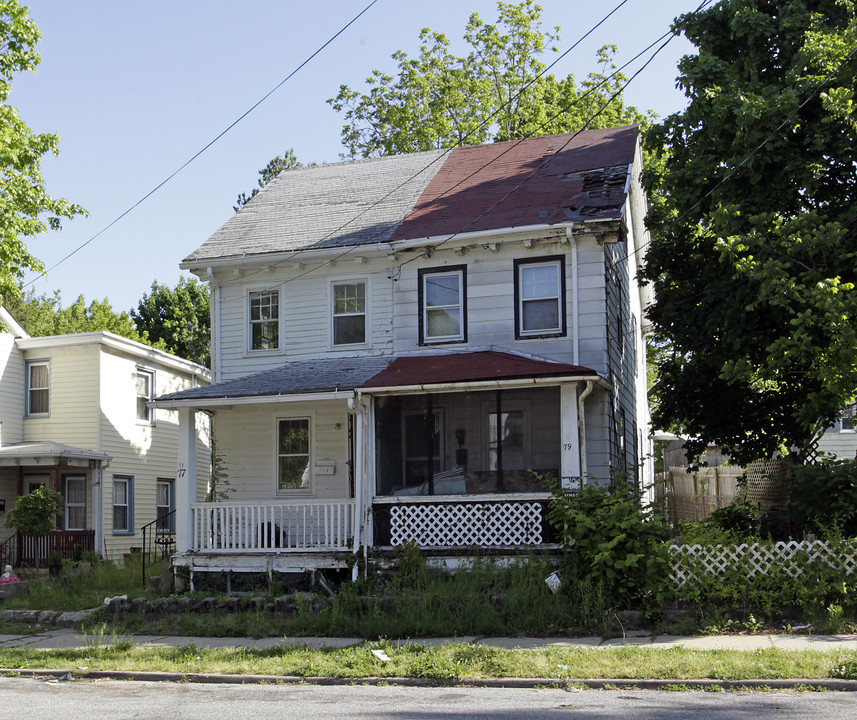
[358,374,610,396]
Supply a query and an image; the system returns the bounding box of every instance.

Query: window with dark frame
[156,479,174,533]
[419,266,466,344]
[249,289,280,350]
[332,281,366,345]
[514,257,565,338]
[63,475,86,531]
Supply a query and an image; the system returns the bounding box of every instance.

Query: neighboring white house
[154,126,653,578]
[0,314,210,561]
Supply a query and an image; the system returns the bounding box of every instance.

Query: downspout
[206,267,220,382]
[347,394,366,582]
[566,226,579,365]
[577,380,594,481]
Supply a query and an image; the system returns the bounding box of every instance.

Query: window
[136,369,154,424]
[419,266,466,344]
[26,360,50,416]
[403,408,445,488]
[841,405,855,432]
[332,281,366,345]
[485,402,531,471]
[515,257,565,338]
[63,475,86,531]
[249,289,280,350]
[156,479,174,533]
[112,476,133,534]
[277,418,310,491]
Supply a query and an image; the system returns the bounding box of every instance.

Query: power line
[23,0,380,289]
[219,0,709,289]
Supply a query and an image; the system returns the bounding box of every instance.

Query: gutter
[358,374,611,397]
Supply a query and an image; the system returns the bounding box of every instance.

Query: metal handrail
[140,510,175,588]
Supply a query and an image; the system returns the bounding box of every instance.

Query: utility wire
[23,0,380,289]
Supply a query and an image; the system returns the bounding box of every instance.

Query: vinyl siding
[0,334,24,444]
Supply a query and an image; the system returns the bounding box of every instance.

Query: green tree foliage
[5,485,63,533]
[4,289,151,342]
[131,277,210,367]
[0,1,86,303]
[642,0,857,464]
[328,0,647,158]
[234,149,302,212]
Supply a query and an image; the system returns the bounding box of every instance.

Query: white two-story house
[0,313,210,563]
[155,125,653,580]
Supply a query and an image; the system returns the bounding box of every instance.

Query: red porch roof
[361,351,597,389]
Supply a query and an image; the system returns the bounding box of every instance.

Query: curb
[3,668,857,691]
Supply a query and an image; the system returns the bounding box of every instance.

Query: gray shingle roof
[183,150,448,264]
[155,356,396,402]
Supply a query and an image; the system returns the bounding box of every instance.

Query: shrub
[789,458,857,538]
[5,486,64,533]
[548,477,671,610]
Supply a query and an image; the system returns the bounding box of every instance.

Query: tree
[0,1,85,303]
[234,149,302,211]
[327,0,648,158]
[641,0,857,464]
[131,277,210,367]
[4,289,152,343]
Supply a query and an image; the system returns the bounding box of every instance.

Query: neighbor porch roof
[0,441,111,467]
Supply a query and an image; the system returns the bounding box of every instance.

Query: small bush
[5,486,63,533]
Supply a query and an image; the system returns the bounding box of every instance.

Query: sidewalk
[2,628,857,652]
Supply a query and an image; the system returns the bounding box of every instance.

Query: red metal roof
[392,125,638,241]
[362,351,597,388]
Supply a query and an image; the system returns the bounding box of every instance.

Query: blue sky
[12,0,700,312]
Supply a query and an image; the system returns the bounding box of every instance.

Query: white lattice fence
[669,540,857,586]
[389,501,543,547]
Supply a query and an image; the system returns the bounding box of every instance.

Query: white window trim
[329,277,370,349]
[112,476,134,535]
[63,474,87,532]
[420,267,466,344]
[516,258,564,338]
[156,478,175,534]
[136,367,155,426]
[25,358,50,417]
[246,284,284,355]
[840,405,856,433]
[275,414,315,496]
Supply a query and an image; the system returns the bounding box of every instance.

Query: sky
[12,0,702,313]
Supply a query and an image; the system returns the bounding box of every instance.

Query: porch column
[175,408,197,553]
[92,461,103,556]
[560,384,581,489]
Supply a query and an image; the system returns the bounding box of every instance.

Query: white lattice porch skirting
[389,499,544,547]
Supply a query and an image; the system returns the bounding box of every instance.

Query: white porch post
[175,408,197,553]
[560,384,581,489]
[92,461,103,557]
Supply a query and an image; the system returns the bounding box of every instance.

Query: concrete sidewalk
[1,628,857,652]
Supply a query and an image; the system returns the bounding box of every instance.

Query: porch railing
[191,500,355,552]
[3,530,95,568]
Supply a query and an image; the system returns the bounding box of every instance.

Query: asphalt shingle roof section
[155,357,396,402]
[182,150,449,264]
[392,126,638,241]
[181,126,638,265]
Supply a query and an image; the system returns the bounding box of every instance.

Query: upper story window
[249,289,280,351]
[136,369,155,424]
[514,257,566,339]
[278,418,311,492]
[332,281,366,346]
[419,266,466,344]
[26,359,50,416]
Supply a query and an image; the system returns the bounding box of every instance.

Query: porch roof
[0,441,111,467]
[361,351,597,388]
[153,356,396,404]
[153,351,599,407]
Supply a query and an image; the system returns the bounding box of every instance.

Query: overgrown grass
[0,642,853,681]
[3,557,152,612]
